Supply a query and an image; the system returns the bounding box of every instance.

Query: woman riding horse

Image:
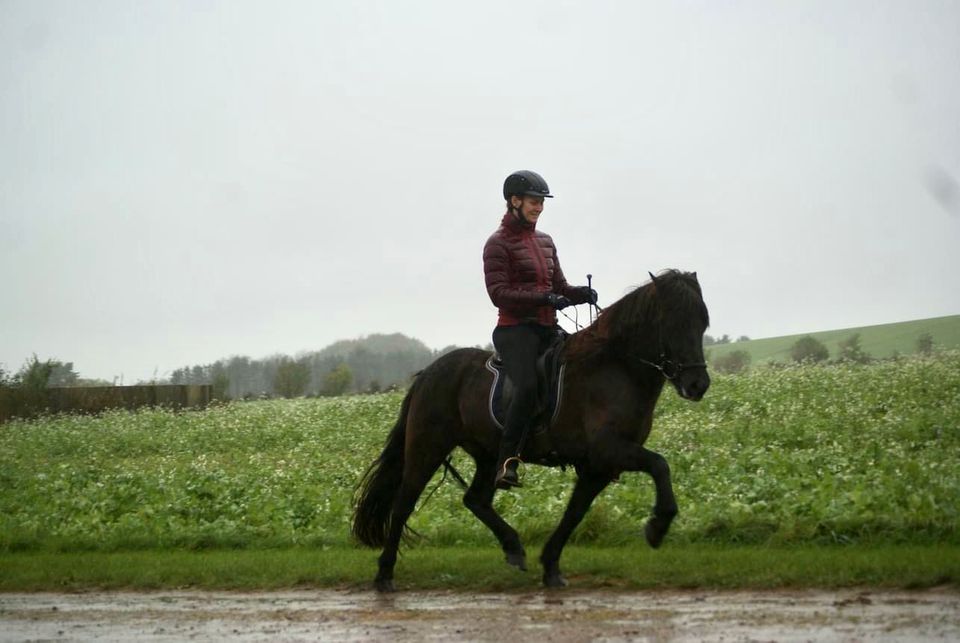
[353,268,711,590]
[483,170,597,488]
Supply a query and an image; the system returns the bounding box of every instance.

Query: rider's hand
[576,286,599,305]
[545,293,572,310]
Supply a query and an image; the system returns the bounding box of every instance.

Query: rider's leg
[492,324,542,489]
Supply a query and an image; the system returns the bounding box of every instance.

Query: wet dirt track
[1,588,958,642]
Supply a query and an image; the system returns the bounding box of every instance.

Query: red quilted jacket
[483,212,585,326]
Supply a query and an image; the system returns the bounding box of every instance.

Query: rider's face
[511,195,545,224]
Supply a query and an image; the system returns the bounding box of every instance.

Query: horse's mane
[564,269,708,364]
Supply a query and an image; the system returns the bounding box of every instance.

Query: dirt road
[1,588,957,641]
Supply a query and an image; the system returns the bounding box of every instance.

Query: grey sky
[2,0,958,383]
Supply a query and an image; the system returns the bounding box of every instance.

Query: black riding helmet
[503,170,554,201]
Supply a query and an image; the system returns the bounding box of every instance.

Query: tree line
[1,334,482,402]
[167,333,467,399]
[0,356,109,390]
[5,329,941,398]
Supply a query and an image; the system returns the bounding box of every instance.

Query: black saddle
[485,329,568,435]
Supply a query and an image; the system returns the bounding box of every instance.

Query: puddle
[1,588,957,641]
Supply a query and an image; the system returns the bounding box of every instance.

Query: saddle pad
[484,355,566,432]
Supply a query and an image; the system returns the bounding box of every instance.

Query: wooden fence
[0,384,212,423]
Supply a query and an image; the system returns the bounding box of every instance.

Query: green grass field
[707,314,960,364]
[2,350,958,551]
[2,351,959,589]
[2,545,957,591]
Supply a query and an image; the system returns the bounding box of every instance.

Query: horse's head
[565,269,712,399]
[645,270,711,401]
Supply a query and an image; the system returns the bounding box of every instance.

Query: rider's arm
[483,237,550,309]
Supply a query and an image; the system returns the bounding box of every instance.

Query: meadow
[2,351,958,556]
[707,314,960,364]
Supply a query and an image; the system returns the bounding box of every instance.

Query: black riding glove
[545,293,572,310]
[576,286,599,305]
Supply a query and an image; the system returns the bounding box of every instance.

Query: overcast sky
[2,0,958,383]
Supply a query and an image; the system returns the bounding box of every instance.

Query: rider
[483,170,596,489]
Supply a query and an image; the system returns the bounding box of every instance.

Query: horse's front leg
[605,444,678,548]
[539,473,611,588]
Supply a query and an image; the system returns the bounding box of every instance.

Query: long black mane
[565,269,708,364]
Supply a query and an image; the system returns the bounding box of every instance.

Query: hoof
[644,517,669,549]
[374,577,396,593]
[543,572,568,589]
[505,550,527,572]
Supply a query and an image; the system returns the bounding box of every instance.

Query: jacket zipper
[523,231,551,323]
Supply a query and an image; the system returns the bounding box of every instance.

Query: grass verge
[1,544,957,592]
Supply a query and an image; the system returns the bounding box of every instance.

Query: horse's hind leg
[375,448,451,592]
[539,472,611,588]
[462,456,526,571]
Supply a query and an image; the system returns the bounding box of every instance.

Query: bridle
[636,353,707,381]
[635,289,707,382]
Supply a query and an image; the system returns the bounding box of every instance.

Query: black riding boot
[491,323,550,491]
[495,437,523,490]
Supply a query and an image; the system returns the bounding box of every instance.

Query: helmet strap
[507,197,522,220]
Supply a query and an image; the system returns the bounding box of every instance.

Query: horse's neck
[566,317,664,388]
[562,301,658,366]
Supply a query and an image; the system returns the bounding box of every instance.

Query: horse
[352,269,711,591]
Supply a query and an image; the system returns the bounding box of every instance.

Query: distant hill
[706,315,960,365]
[169,333,443,397]
[307,333,432,361]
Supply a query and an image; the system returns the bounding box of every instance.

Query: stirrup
[496,456,524,489]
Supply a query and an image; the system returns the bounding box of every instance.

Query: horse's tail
[352,379,417,548]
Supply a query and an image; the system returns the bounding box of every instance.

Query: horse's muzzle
[676,370,710,401]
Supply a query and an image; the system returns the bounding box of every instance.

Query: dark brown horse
[353,269,711,591]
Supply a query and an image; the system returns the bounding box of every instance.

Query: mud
[1,588,957,641]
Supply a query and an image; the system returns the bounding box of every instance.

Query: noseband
[636,294,707,381]
[636,354,707,381]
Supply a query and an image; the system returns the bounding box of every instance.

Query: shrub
[713,350,751,374]
[837,333,871,364]
[322,363,353,396]
[790,336,829,363]
[273,358,310,398]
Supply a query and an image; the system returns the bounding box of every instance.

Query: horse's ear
[648,271,658,285]
[692,271,698,282]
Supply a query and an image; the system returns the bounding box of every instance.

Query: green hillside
[707,315,960,365]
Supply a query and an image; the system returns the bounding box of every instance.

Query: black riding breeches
[492,323,556,445]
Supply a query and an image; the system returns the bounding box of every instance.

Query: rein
[558,273,603,331]
[558,304,600,331]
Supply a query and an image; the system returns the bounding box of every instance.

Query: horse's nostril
[685,378,708,400]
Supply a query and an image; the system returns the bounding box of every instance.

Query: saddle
[485,330,568,460]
